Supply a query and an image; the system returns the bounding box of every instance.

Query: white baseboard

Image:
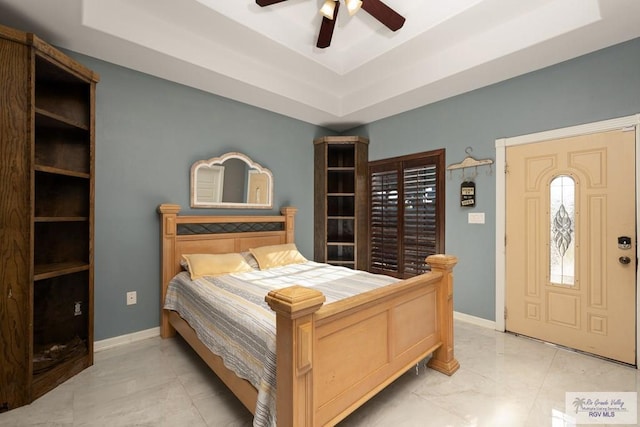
[454,311,496,330]
[94,327,160,352]
[94,313,494,353]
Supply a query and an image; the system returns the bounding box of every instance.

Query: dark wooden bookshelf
[0,23,99,411]
[313,136,369,270]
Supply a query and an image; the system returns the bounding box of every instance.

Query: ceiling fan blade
[317,1,340,49]
[256,0,289,6]
[361,0,405,31]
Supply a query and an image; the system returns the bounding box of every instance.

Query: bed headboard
[157,204,297,337]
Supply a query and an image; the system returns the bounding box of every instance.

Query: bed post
[265,285,326,427]
[281,206,297,244]
[425,254,460,375]
[157,203,181,338]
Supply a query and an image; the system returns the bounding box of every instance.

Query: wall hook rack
[447,147,494,180]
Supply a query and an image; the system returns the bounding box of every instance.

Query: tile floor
[1,320,638,426]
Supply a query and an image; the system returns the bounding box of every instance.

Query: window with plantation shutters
[370,164,400,274]
[369,149,445,279]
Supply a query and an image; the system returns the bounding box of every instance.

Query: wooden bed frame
[158,204,459,426]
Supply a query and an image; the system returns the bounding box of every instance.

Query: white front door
[505,129,636,364]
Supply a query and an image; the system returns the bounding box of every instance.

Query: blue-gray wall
[349,37,640,321]
[68,52,335,340]
[69,37,640,340]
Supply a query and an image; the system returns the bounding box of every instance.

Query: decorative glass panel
[550,175,575,285]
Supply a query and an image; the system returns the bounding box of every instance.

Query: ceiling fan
[255,0,406,49]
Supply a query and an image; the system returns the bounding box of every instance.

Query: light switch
[468,212,485,224]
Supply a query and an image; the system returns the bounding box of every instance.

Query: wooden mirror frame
[190,152,273,209]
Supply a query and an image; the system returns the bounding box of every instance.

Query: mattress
[163,261,398,427]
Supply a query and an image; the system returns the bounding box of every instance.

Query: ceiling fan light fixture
[345,0,362,16]
[319,0,337,20]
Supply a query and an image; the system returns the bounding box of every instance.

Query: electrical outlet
[126,291,137,305]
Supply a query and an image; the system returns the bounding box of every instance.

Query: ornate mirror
[191,152,273,209]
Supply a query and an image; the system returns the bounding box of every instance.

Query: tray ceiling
[1,0,639,130]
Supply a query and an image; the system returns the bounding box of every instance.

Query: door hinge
[504,307,508,319]
[504,162,509,174]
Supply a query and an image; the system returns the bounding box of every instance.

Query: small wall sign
[460,181,475,207]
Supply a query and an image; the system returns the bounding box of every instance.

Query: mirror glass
[191,152,273,209]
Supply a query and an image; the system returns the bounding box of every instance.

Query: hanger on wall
[447,147,494,180]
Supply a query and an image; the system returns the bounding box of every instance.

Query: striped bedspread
[164,261,398,427]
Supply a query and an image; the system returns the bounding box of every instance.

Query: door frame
[495,114,640,367]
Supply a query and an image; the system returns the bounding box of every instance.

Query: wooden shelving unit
[0,23,99,412]
[314,136,369,270]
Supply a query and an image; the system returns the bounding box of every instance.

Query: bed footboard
[265,254,458,427]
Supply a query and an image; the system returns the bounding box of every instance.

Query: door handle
[619,256,631,265]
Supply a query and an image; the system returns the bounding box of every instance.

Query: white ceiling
[1,0,639,131]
